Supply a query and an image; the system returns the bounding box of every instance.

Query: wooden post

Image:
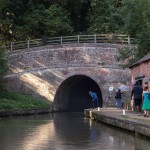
[27,40,30,50]
[77,35,79,43]
[10,42,13,51]
[60,36,62,45]
[128,36,130,45]
[94,34,97,43]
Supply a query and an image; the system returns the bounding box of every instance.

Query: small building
[129,53,150,87]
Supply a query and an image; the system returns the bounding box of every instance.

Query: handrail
[2,34,136,51]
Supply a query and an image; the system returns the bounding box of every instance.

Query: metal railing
[4,34,136,51]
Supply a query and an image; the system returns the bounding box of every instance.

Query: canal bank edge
[0,108,51,117]
[84,108,150,138]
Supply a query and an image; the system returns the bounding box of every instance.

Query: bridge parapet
[3,34,135,51]
[7,43,126,75]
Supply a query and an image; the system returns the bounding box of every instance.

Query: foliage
[119,0,150,61]
[0,1,73,41]
[22,4,73,39]
[0,91,49,111]
[54,0,91,33]
[117,46,139,67]
[137,33,150,58]
[0,47,7,90]
[87,0,112,33]
[86,0,124,34]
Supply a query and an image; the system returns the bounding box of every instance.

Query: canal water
[0,112,149,150]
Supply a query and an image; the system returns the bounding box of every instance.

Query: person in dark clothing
[131,81,143,116]
[89,91,99,109]
[115,89,123,109]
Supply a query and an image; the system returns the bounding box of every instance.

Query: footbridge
[4,36,132,112]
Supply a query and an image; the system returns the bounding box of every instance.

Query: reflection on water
[0,113,149,150]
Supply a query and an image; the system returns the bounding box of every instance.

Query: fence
[4,34,136,51]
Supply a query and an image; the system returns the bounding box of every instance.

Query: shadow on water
[52,112,150,150]
[53,112,100,144]
[0,113,150,150]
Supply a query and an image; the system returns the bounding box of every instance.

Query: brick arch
[63,71,100,84]
[53,74,102,111]
[4,44,131,111]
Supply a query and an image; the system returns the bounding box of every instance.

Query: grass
[0,91,50,111]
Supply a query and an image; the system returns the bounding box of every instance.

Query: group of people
[115,81,150,117]
[89,80,150,118]
[131,81,150,117]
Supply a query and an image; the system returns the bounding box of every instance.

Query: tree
[0,47,7,90]
[22,4,73,39]
[113,0,123,8]
[0,0,30,42]
[0,0,13,43]
[54,0,91,33]
[87,0,111,33]
[0,1,74,40]
[120,0,150,60]
[86,0,124,34]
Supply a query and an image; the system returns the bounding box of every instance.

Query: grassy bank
[0,91,50,111]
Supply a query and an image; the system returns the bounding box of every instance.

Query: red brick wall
[130,61,150,87]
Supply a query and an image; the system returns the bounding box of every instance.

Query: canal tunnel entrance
[54,75,102,112]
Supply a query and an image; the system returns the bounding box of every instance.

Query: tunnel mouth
[54,75,103,112]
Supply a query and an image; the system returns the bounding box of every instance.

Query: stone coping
[84,108,150,138]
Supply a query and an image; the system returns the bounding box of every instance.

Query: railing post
[60,36,62,45]
[77,35,79,43]
[10,42,13,51]
[27,40,30,50]
[94,34,97,43]
[128,36,130,45]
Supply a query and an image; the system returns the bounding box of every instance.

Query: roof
[129,52,150,68]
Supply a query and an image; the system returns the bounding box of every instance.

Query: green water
[0,113,149,150]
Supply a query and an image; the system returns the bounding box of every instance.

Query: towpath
[84,108,150,138]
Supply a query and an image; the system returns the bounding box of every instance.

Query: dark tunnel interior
[54,75,103,112]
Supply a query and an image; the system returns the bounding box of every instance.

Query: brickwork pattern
[5,44,131,111]
[131,61,150,86]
